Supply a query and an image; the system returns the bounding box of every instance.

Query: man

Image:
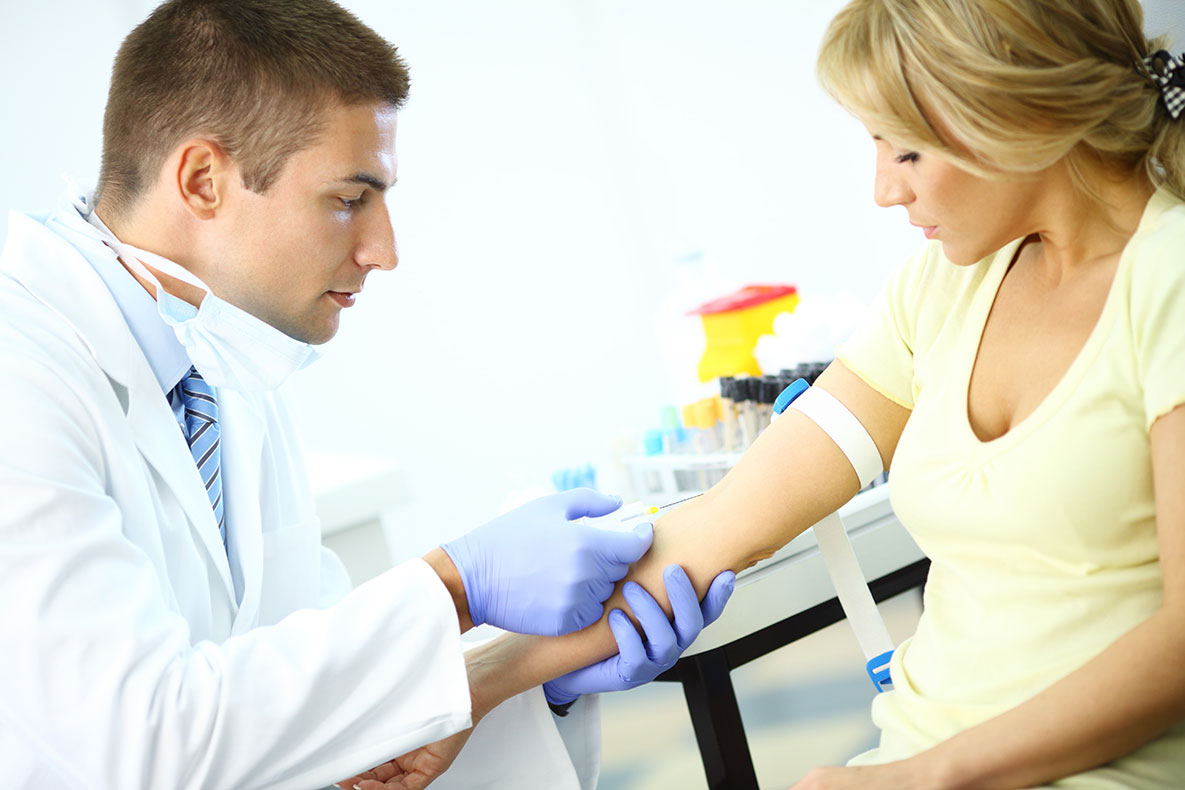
[0,0,732,787]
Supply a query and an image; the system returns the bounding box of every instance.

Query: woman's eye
[894,151,920,164]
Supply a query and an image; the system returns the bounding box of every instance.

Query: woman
[795,1,1185,786]
[349,1,1185,787]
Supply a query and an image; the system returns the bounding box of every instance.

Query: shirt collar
[67,195,191,393]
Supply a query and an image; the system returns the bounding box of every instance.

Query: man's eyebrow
[336,172,395,192]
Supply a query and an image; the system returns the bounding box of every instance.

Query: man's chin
[271,313,337,346]
[305,316,340,345]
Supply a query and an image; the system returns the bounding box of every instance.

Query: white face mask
[83,209,319,391]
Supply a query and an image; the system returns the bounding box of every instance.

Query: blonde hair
[817,0,1185,202]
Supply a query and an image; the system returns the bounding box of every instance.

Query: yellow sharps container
[687,284,799,382]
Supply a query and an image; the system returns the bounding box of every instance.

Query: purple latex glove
[544,565,736,706]
[441,488,654,637]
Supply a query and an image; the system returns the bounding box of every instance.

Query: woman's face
[869,132,1044,265]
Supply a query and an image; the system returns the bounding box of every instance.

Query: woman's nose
[873,154,913,208]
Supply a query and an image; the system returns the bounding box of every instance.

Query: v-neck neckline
[954,186,1177,453]
[957,222,1135,454]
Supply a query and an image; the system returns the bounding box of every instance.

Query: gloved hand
[441,488,653,637]
[543,564,736,706]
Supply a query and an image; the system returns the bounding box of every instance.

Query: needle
[617,492,705,522]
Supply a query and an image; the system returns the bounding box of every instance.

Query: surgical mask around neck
[83,208,319,391]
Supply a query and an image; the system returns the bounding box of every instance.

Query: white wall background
[2,1,1180,558]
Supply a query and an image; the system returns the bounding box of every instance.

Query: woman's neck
[1027,165,1156,286]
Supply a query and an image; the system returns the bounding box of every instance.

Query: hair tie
[1144,50,1185,120]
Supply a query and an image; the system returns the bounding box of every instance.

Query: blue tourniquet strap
[867,649,895,693]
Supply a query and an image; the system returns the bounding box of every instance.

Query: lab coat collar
[4,204,137,387]
[0,204,237,606]
[68,196,192,395]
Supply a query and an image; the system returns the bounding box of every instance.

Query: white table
[685,484,921,655]
[306,451,411,587]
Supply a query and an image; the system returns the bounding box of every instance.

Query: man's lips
[912,222,938,239]
[327,288,360,308]
[326,276,366,308]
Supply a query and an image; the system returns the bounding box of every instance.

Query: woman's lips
[911,221,938,240]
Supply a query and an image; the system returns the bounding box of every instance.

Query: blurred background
[2,1,1180,787]
[0,0,918,549]
[4,0,1179,546]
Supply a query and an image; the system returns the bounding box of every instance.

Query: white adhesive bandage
[787,386,883,489]
[812,512,896,665]
[777,381,895,691]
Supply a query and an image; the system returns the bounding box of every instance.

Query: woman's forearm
[914,607,1185,789]
[600,410,862,616]
[468,364,911,718]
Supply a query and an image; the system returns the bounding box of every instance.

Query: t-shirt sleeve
[1132,214,1185,431]
[835,248,930,410]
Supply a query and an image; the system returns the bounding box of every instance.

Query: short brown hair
[95,0,410,219]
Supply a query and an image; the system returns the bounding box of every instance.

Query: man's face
[208,103,400,344]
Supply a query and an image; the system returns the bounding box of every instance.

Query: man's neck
[93,205,206,309]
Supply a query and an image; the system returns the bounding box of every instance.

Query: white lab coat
[0,200,599,789]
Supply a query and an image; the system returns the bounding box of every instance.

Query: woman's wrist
[463,637,511,723]
[424,547,474,633]
[463,633,560,722]
[906,744,962,790]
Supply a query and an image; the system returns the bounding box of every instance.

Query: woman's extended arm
[463,360,912,721]
[342,362,910,790]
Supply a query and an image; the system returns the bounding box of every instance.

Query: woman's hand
[789,759,940,790]
[335,728,474,790]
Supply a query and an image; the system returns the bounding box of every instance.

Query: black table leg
[677,648,759,790]
[657,560,930,787]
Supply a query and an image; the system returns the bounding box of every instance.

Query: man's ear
[173,139,233,220]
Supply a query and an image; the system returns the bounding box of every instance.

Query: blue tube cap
[772,378,810,416]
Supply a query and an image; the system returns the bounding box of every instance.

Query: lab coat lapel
[1,209,237,605]
[125,366,237,604]
[218,389,266,634]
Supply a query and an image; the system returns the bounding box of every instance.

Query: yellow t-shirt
[838,187,1185,787]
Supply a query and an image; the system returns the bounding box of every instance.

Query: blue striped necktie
[176,367,226,552]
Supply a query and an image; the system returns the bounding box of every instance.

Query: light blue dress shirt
[75,199,192,417]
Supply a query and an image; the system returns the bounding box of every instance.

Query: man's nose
[356,200,399,271]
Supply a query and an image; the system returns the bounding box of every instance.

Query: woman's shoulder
[1133,188,1185,255]
[865,238,1013,366]
[892,237,1015,314]
[1119,189,1185,372]
[1125,188,1185,297]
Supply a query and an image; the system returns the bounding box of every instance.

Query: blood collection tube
[719,377,739,453]
[736,377,759,449]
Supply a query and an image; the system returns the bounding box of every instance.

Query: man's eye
[894,151,920,164]
[339,195,365,209]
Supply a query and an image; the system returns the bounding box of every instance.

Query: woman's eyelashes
[894,151,920,165]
